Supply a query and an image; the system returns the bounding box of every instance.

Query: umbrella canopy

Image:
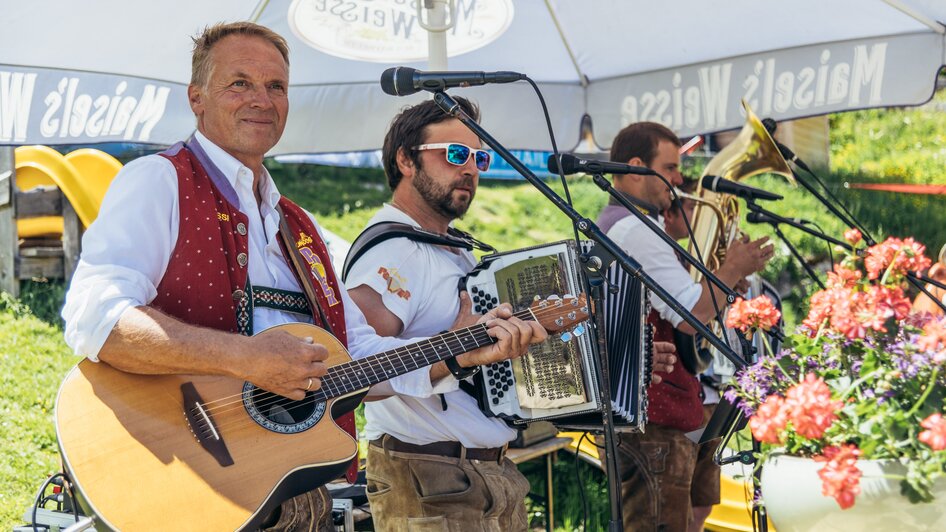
[1,0,944,155]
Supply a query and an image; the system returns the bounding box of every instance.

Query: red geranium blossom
[919,413,946,451]
[815,444,863,509]
[726,295,781,333]
[784,373,843,440]
[844,228,862,245]
[864,237,931,281]
[749,394,788,444]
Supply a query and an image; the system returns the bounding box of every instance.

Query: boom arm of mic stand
[431,90,749,367]
[589,174,742,306]
[745,202,946,313]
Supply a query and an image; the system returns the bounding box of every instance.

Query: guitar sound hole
[253,389,316,425]
[243,383,326,433]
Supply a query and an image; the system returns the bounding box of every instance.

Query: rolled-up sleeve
[61,157,179,360]
[307,218,459,399]
[607,217,702,327]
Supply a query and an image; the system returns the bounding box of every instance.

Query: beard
[412,168,476,219]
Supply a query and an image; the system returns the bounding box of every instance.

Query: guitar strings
[200,327,499,435]
[197,305,544,416]
[188,302,583,435]
[192,305,566,435]
[194,305,558,432]
[198,313,518,417]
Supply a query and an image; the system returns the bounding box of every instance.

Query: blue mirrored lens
[474,150,491,171]
[446,144,471,166]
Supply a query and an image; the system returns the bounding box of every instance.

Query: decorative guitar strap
[275,203,358,483]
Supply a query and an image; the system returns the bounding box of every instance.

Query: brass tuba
[677,100,794,374]
[686,99,794,283]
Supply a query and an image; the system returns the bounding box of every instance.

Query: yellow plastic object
[14,145,122,237]
[64,148,122,214]
[704,469,776,532]
[561,431,773,531]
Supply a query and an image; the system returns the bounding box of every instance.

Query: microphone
[761,118,812,173]
[701,175,783,201]
[746,211,811,226]
[547,153,656,176]
[380,67,525,96]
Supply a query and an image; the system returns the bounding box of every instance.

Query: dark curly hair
[381,97,480,191]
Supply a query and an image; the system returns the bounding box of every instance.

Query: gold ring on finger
[306,377,313,391]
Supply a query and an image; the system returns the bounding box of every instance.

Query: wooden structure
[0,146,81,297]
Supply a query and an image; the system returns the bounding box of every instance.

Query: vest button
[237,253,248,267]
[232,289,245,302]
[236,222,247,236]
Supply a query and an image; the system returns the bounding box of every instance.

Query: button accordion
[462,240,653,432]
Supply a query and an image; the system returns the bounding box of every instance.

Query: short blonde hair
[191,22,290,87]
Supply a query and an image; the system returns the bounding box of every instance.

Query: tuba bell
[678,100,794,374]
[686,99,795,283]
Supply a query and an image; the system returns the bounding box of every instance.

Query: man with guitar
[597,122,774,532]
[61,22,545,531]
[344,99,679,531]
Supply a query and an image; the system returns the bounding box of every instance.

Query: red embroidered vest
[646,310,704,432]
[152,140,358,481]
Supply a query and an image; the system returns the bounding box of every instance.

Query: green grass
[5,89,946,529]
[0,295,76,526]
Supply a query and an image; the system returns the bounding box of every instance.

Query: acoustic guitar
[55,294,588,531]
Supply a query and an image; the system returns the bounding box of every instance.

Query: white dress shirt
[606,213,703,326]
[61,133,442,399]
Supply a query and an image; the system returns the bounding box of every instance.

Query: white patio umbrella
[1,0,944,155]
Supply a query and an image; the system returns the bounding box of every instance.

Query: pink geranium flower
[784,373,842,440]
[749,394,788,444]
[726,295,781,333]
[815,444,863,509]
[864,237,931,281]
[919,413,946,451]
[844,228,863,245]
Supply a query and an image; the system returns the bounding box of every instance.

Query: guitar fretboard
[311,308,535,400]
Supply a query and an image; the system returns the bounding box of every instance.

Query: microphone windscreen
[547,154,576,175]
[380,67,419,96]
[380,68,399,96]
[761,118,778,134]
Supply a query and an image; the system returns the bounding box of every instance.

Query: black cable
[809,220,834,273]
[32,473,67,532]
[64,475,80,523]
[796,166,875,245]
[676,184,734,350]
[522,76,583,248]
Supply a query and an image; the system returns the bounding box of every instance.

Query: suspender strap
[341,221,495,282]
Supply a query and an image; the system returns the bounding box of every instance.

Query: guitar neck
[313,308,535,400]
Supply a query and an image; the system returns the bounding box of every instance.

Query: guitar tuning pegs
[555,317,564,327]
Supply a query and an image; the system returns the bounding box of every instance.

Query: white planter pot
[760,455,946,531]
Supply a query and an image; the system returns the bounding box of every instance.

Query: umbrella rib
[249,0,271,23]
[883,0,945,34]
[544,0,589,87]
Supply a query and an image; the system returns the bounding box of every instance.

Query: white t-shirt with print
[346,204,516,447]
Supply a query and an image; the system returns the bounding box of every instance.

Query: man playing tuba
[596,122,773,532]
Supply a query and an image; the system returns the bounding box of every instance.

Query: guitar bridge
[181,382,234,467]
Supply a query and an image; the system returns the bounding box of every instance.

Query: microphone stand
[430,89,754,532]
[777,152,946,310]
[745,200,946,312]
